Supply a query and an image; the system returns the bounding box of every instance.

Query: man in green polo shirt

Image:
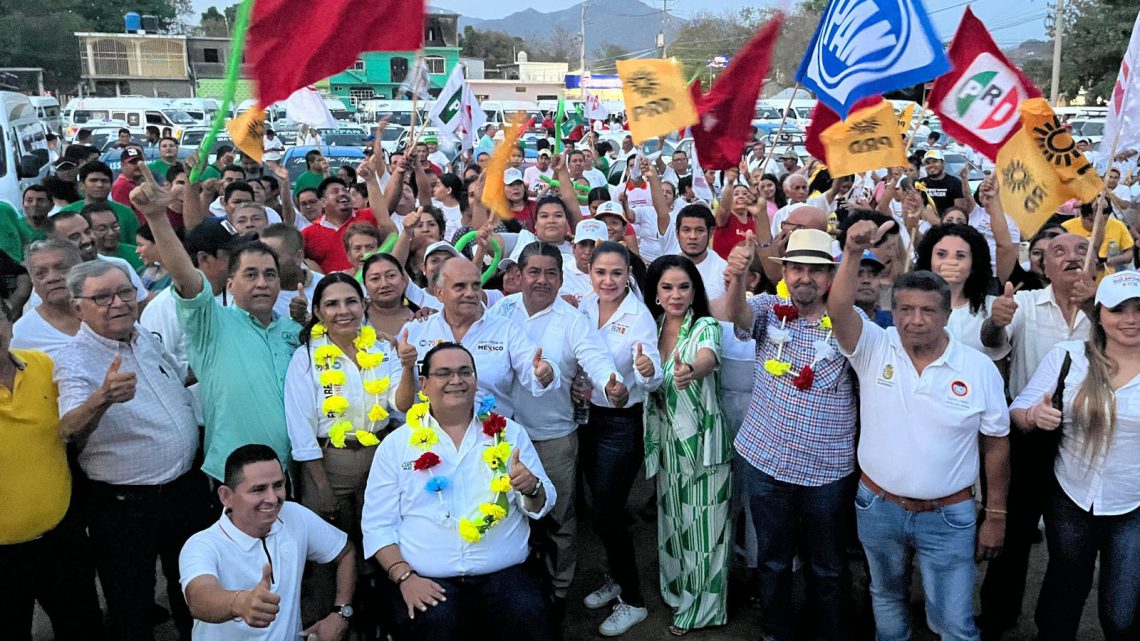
[292,149,329,197]
[19,184,51,244]
[132,163,300,481]
[59,161,139,246]
[0,200,28,263]
[147,136,180,182]
[85,204,144,273]
[200,145,235,181]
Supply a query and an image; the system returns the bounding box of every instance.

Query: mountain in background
[459,0,685,61]
[1003,39,1052,66]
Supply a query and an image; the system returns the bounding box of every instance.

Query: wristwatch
[332,604,354,620]
[525,478,544,498]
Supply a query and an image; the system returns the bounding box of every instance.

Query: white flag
[688,137,714,203]
[1104,11,1140,155]
[428,65,486,151]
[282,86,338,129]
[584,89,608,120]
[399,57,433,100]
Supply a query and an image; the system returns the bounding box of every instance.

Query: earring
[655,297,660,305]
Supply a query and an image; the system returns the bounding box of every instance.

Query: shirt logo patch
[610,324,629,335]
[477,341,505,351]
[951,380,969,397]
[876,363,895,388]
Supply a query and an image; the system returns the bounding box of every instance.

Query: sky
[187,0,1051,47]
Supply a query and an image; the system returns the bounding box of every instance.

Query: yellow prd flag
[818,101,908,177]
[480,113,528,221]
[227,107,266,163]
[616,58,698,144]
[997,98,1104,236]
[896,103,916,133]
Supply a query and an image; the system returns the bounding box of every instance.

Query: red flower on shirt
[773,304,799,323]
[792,365,815,391]
[482,413,507,436]
[413,452,441,471]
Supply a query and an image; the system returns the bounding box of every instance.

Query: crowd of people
[2,107,1140,641]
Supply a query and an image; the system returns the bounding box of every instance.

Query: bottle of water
[572,369,592,425]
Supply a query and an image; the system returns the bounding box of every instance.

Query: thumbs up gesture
[604,372,629,408]
[634,342,655,378]
[1028,392,1063,431]
[532,348,554,387]
[289,283,309,325]
[672,352,694,391]
[726,231,755,280]
[232,563,281,628]
[989,282,1020,328]
[397,328,417,370]
[508,447,540,496]
[99,355,136,405]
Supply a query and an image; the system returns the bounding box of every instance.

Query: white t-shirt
[583,168,608,188]
[693,250,728,301]
[631,204,679,263]
[523,166,553,189]
[968,207,1021,274]
[179,502,347,641]
[842,320,1009,499]
[947,296,1010,361]
[10,307,76,357]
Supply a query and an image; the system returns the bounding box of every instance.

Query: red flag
[247,0,425,108]
[690,15,783,170]
[805,95,883,165]
[927,7,1041,161]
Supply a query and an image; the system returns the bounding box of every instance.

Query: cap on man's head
[840,249,884,269]
[537,148,552,157]
[594,200,626,222]
[120,147,144,164]
[574,219,608,245]
[185,219,242,261]
[770,229,838,265]
[923,149,944,162]
[54,157,77,170]
[779,150,799,161]
[503,168,525,185]
[1095,271,1140,308]
[423,241,460,266]
[423,135,439,144]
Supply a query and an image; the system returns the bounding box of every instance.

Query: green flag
[555,95,565,153]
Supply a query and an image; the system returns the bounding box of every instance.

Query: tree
[460,26,525,72]
[593,43,629,68]
[198,7,229,37]
[524,26,579,65]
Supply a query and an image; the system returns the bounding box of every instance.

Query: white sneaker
[583,578,621,609]
[599,600,648,637]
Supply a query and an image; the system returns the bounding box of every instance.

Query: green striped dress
[645,313,732,631]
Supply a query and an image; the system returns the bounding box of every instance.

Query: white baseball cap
[503,168,524,185]
[594,200,626,222]
[574,219,608,245]
[923,149,944,162]
[422,241,460,266]
[1095,270,1140,308]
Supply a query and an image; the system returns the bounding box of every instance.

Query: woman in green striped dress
[644,255,732,635]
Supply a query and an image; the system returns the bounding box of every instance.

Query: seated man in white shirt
[362,342,556,641]
[180,444,356,641]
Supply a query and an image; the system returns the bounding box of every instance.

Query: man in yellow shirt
[1061,201,1135,271]
[0,298,105,640]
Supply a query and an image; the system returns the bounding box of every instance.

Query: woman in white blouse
[284,273,400,615]
[1011,271,1140,641]
[576,241,663,636]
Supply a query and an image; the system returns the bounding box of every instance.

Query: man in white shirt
[975,232,1095,636]
[627,162,680,263]
[829,220,1010,641]
[523,149,554,192]
[562,219,606,301]
[43,209,150,309]
[568,149,607,189]
[659,148,691,186]
[768,174,811,236]
[488,242,626,619]
[11,240,82,356]
[262,129,285,163]
[675,204,728,300]
[362,342,556,641]
[180,444,355,641]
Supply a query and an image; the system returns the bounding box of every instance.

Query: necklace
[764,293,834,391]
[407,395,513,543]
[310,323,391,447]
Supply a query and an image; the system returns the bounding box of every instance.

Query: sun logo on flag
[1031,118,1081,168]
[629,71,659,98]
[1002,159,1032,193]
[851,118,879,135]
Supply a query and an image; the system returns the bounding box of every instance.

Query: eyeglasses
[427,367,475,380]
[76,286,136,307]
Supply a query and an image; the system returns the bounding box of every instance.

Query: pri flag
[282,86,339,129]
[226,107,266,163]
[584,89,609,120]
[818,100,907,177]
[997,98,1104,236]
[616,58,698,144]
[399,56,434,100]
[428,65,486,151]
[1104,10,1140,155]
[246,0,424,107]
[796,0,949,119]
[690,16,782,170]
[927,8,1042,161]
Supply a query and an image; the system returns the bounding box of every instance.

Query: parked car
[99,146,195,179]
[282,145,366,183]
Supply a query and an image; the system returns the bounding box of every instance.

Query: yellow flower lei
[408,394,513,543]
[311,323,392,448]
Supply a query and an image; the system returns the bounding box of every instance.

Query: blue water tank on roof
[125,12,141,33]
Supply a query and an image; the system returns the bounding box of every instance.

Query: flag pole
[190,0,253,182]
[1081,103,1128,273]
[903,86,930,156]
[759,83,799,174]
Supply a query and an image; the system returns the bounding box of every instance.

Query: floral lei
[408,395,512,543]
[764,282,834,391]
[310,323,391,447]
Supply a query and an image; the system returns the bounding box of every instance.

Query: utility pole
[579,1,589,74]
[659,0,671,58]
[1050,0,1065,104]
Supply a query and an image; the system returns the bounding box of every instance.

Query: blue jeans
[855,480,979,641]
[1035,482,1140,641]
[746,465,854,641]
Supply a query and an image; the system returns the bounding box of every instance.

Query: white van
[482,100,542,125]
[361,100,424,128]
[62,97,195,140]
[0,92,51,208]
[28,96,63,135]
[170,98,220,124]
